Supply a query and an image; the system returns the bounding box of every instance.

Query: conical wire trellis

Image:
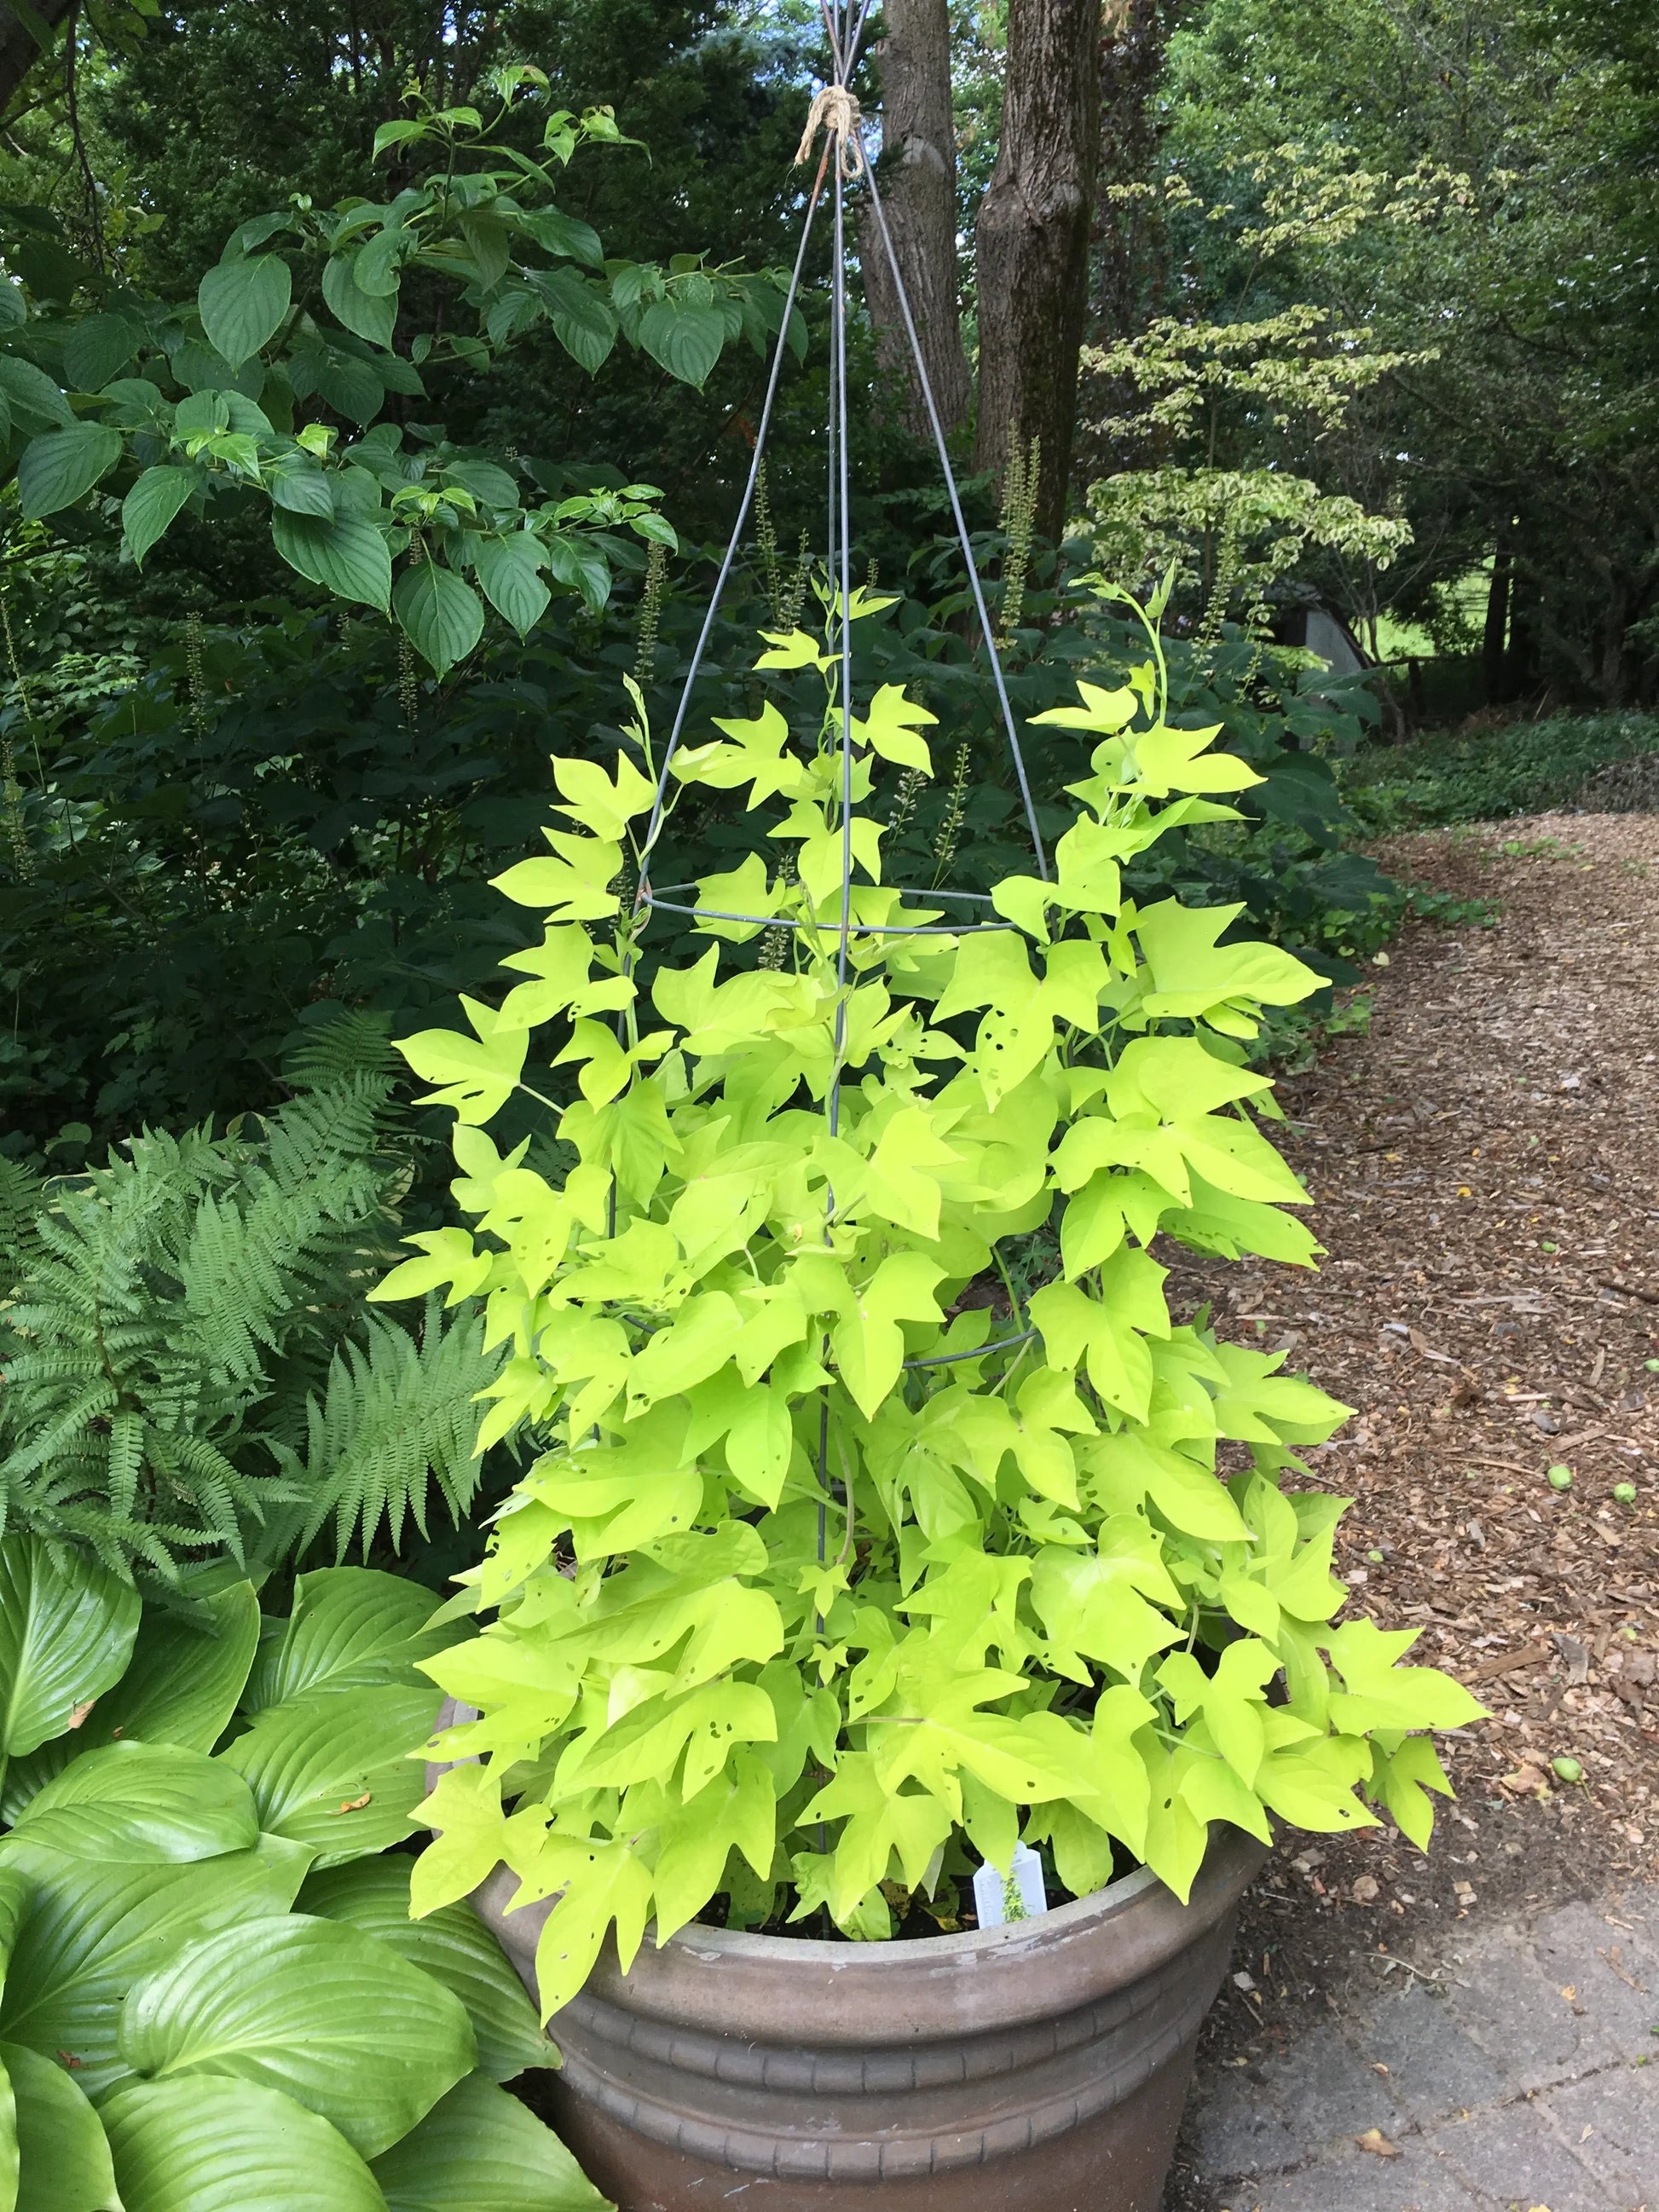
[626,2,1052,1585]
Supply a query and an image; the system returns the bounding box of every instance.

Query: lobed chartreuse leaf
[378,601,1483,2002]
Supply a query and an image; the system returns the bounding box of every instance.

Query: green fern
[0,1155,43,1286]
[270,1298,496,1562]
[0,1077,500,1581]
[280,1008,397,1089]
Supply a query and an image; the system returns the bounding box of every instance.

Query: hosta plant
[0,1538,600,2211]
[392,595,1483,2015]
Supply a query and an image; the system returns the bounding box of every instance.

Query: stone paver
[1178,1891,1658,2211]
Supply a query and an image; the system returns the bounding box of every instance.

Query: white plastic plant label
[972,1843,1049,1929]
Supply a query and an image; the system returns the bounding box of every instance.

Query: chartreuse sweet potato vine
[386,592,1483,2018]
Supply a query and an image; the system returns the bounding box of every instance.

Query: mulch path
[1163,811,1659,2208]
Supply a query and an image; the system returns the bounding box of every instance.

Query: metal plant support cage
[621,2,1054,1576]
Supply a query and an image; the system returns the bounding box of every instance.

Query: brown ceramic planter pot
[468,1809,1264,2212]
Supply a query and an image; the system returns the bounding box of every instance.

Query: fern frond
[282,1010,397,1089]
[0,1156,43,1289]
[283,1298,501,1562]
[0,1077,411,1580]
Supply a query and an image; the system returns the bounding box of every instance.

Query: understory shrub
[1,549,1390,1155]
[1340,709,1659,831]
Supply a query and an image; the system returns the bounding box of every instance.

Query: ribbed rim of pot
[474,1823,1268,2045]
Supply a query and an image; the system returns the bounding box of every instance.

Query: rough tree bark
[974,0,1101,542]
[1076,0,1186,488]
[1094,0,1182,347]
[1481,548,1512,706]
[0,0,77,115]
[861,0,972,439]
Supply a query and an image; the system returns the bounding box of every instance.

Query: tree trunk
[1094,0,1181,344]
[0,0,77,115]
[974,0,1101,541]
[861,0,972,439]
[1502,564,1536,703]
[1481,548,1511,706]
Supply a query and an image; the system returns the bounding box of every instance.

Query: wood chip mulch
[1166,810,1659,1915]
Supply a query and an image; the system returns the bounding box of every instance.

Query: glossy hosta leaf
[15,422,124,519]
[0,2040,15,2212]
[0,1868,30,1996]
[370,2075,610,2212]
[217,1684,442,1868]
[3,1744,257,1863]
[119,1915,472,2158]
[100,2078,385,2212]
[298,1860,548,2082]
[84,1580,260,1753]
[241,1570,448,1713]
[121,465,197,566]
[1,2039,119,2212]
[0,1837,310,2097]
[197,254,292,369]
[270,508,392,611]
[0,1538,141,1760]
[393,563,484,674]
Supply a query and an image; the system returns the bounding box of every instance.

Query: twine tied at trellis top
[793,83,866,176]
